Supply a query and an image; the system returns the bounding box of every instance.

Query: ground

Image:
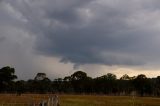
[59,95,160,106]
[0,94,160,106]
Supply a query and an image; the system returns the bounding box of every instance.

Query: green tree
[101,73,117,80]
[94,73,117,94]
[118,74,133,95]
[153,76,160,96]
[133,74,152,96]
[15,80,26,95]
[0,66,17,92]
[53,78,64,92]
[71,71,88,93]
[120,74,130,80]
[71,71,87,80]
[63,76,73,93]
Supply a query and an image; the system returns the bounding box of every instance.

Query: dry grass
[0,94,160,106]
[59,95,160,106]
[0,94,53,106]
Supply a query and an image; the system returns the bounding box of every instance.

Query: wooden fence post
[53,95,59,106]
[47,98,50,106]
[51,97,53,106]
[39,101,45,106]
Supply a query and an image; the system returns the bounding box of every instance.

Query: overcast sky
[1,0,160,80]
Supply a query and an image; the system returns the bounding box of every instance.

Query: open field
[0,94,160,106]
[59,95,160,106]
[0,94,57,106]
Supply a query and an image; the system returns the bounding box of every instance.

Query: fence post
[51,97,53,106]
[47,98,50,106]
[53,95,59,106]
[33,103,35,106]
[40,101,45,106]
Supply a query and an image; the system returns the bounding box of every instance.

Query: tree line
[0,66,160,97]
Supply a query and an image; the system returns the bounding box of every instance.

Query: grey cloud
[0,36,5,43]
[29,0,160,66]
[1,0,160,79]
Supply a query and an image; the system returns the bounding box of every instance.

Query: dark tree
[118,74,133,95]
[94,73,117,94]
[0,66,17,92]
[34,73,46,80]
[71,71,87,80]
[15,80,26,95]
[0,66,159,97]
[120,74,130,80]
[71,71,89,93]
[133,74,152,96]
[63,76,73,93]
[53,78,64,93]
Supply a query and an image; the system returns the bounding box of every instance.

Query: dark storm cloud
[32,0,160,66]
[2,0,160,72]
[0,36,5,43]
[16,1,155,66]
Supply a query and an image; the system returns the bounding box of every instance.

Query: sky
[1,0,160,80]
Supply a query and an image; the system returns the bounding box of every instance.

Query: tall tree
[133,74,152,96]
[71,71,88,93]
[94,73,117,94]
[71,71,87,80]
[120,74,130,80]
[0,66,17,92]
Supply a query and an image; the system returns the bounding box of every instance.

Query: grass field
[0,94,53,106]
[0,94,160,106]
[59,95,160,106]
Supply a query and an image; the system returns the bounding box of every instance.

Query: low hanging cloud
[32,0,160,66]
[1,0,160,79]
